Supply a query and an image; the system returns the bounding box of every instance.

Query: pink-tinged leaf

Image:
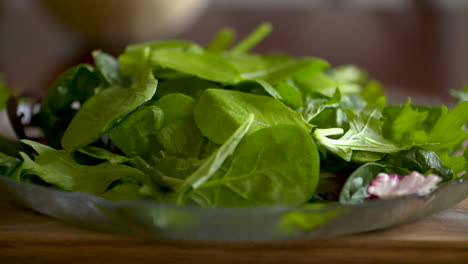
[367,171,441,199]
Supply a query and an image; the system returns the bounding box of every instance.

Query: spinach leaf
[155,77,220,99]
[153,93,195,125]
[176,114,254,204]
[61,70,157,151]
[39,64,101,147]
[92,50,122,86]
[151,49,242,84]
[190,124,320,207]
[156,118,205,158]
[119,40,203,76]
[194,89,312,144]
[19,140,156,196]
[226,54,327,103]
[108,106,164,160]
[273,81,303,110]
[234,56,327,85]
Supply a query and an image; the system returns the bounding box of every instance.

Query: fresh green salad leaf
[61,70,157,151]
[190,123,320,207]
[314,98,408,162]
[19,140,156,196]
[194,89,312,144]
[176,114,254,204]
[108,106,164,160]
[1,23,466,210]
[39,64,101,147]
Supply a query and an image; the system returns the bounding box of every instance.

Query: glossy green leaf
[39,64,101,147]
[314,98,407,162]
[191,124,320,207]
[92,50,122,86]
[176,114,254,204]
[194,89,312,144]
[151,49,242,84]
[156,118,205,158]
[119,40,203,76]
[61,71,158,152]
[153,93,196,125]
[108,106,164,159]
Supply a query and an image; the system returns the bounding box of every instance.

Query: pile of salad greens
[0,23,467,207]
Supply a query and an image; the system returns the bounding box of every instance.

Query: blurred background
[0,0,467,104]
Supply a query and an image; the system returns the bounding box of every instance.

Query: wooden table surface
[0,198,467,264]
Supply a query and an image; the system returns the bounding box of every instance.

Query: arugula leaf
[61,70,157,151]
[19,140,156,196]
[301,89,343,125]
[426,102,468,153]
[382,99,429,144]
[314,98,407,162]
[190,124,320,207]
[194,89,312,144]
[77,146,130,164]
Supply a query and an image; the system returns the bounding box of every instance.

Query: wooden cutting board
[0,198,467,264]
